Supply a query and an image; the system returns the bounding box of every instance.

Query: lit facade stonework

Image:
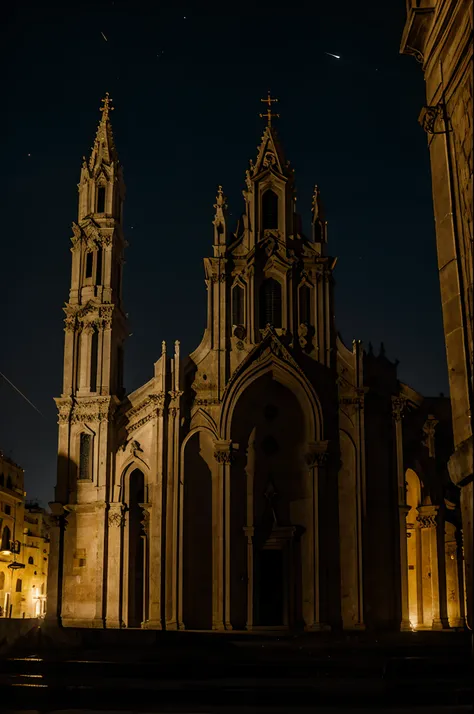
[0,452,50,618]
[400,0,473,628]
[48,96,465,632]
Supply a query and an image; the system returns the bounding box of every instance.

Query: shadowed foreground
[1,628,472,712]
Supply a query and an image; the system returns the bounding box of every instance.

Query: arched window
[90,330,99,392]
[97,185,106,213]
[85,252,94,279]
[1,525,11,552]
[79,433,92,480]
[232,284,245,326]
[299,284,312,325]
[0,572,4,590]
[262,189,279,230]
[259,278,282,328]
[96,247,103,284]
[28,556,34,565]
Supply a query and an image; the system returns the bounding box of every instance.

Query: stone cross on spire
[259,90,280,126]
[100,92,114,122]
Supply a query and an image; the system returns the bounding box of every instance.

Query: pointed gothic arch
[219,342,323,443]
[122,467,146,628]
[259,278,282,328]
[262,189,279,230]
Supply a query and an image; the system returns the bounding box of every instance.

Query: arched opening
[96,247,103,284]
[259,278,282,329]
[262,189,279,230]
[230,374,307,629]
[299,284,312,325]
[90,330,99,392]
[127,468,145,627]
[183,431,213,629]
[85,252,94,280]
[1,525,11,552]
[97,185,106,213]
[28,556,34,565]
[406,468,422,628]
[79,433,92,481]
[232,284,245,326]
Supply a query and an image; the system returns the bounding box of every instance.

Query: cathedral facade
[47,95,465,632]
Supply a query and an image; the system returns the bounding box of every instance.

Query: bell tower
[54,92,127,517]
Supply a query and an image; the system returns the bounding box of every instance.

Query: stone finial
[213,185,228,245]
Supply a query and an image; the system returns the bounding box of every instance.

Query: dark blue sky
[1,1,447,506]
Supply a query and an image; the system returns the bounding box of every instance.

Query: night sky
[2,1,448,507]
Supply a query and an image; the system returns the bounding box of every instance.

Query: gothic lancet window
[1,525,11,552]
[90,330,99,392]
[299,284,312,325]
[262,189,279,230]
[232,284,245,326]
[97,185,106,213]
[85,252,94,279]
[96,247,103,284]
[79,433,92,481]
[259,278,282,328]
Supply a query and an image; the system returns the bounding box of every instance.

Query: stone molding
[126,392,166,433]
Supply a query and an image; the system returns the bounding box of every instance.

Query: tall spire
[88,92,118,172]
[311,185,328,244]
[213,185,228,247]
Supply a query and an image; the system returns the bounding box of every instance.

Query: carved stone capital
[214,440,237,464]
[304,440,330,469]
[391,395,408,422]
[108,503,126,528]
[416,505,439,529]
[55,397,73,424]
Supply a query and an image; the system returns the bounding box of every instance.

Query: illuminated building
[48,94,465,632]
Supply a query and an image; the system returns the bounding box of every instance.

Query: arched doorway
[127,468,145,627]
[182,430,213,630]
[230,373,307,629]
[406,468,422,628]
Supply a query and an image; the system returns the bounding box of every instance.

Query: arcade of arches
[49,96,467,633]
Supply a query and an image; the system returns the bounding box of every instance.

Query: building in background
[0,451,50,618]
[400,0,473,628]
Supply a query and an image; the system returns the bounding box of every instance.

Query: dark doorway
[256,548,284,626]
[183,432,213,630]
[128,469,145,627]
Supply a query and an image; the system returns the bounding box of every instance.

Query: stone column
[105,503,126,628]
[304,442,330,631]
[166,373,184,630]
[143,487,163,629]
[44,503,65,627]
[244,432,256,630]
[445,522,464,628]
[213,440,236,631]
[392,396,411,631]
[417,506,449,629]
[139,503,151,626]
